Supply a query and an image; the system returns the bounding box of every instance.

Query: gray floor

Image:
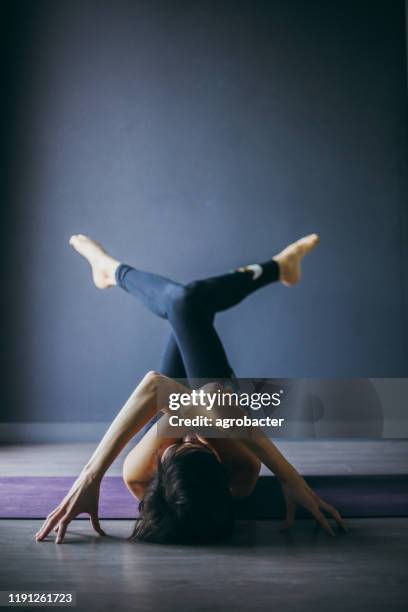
[0,441,407,611]
[2,439,407,476]
[0,519,407,612]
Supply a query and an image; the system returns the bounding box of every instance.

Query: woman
[35,233,347,544]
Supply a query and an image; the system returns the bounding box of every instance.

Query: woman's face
[160,434,221,463]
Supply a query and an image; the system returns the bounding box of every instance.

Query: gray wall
[1,0,407,423]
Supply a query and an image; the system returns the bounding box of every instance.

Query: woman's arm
[238,434,347,534]
[183,384,348,535]
[81,371,165,481]
[36,371,186,543]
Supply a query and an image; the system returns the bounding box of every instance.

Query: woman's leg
[116,263,234,378]
[157,261,279,378]
[122,234,319,378]
[69,235,234,378]
[155,262,280,379]
[115,232,320,319]
[186,259,280,313]
[113,258,285,378]
[185,233,320,312]
[114,260,280,319]
[159,334,187,378]
[69,233,319,378]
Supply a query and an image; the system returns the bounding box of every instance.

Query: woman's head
[131,439,235,544]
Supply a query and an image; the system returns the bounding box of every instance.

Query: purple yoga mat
[0,477,139,519]
[1,475,407,519]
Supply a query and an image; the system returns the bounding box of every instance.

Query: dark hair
[131,445,235,544]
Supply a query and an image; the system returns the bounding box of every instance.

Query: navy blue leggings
[115,260,279,379]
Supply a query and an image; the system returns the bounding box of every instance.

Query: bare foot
[69,234,120,289]
[273,233,320,286]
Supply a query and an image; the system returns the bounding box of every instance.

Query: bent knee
[166,283,200,316]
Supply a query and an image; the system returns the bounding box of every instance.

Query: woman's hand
[35,472,106,544]
[280,471,348,536]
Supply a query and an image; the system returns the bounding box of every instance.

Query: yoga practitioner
[36,234,347,544]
